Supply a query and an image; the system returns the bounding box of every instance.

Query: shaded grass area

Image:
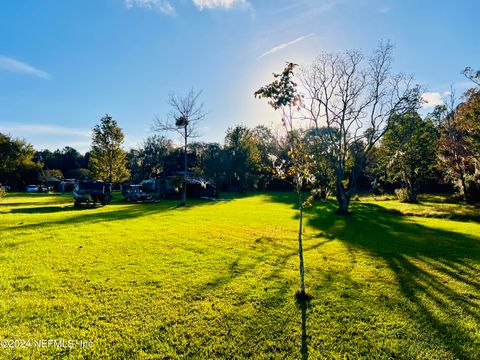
[303,199,480,358]
[0,192,479,359]
[359,194,480,221]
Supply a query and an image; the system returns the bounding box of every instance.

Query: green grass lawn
[0,192,479,359]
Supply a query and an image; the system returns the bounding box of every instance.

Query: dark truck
[73,181,112,207]
[122,184,154,203]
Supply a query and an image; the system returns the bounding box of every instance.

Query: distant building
[59,179,76,192]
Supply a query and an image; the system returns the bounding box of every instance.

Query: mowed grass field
[0,192,479,359]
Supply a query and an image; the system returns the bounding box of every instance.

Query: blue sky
[0,0,478,153]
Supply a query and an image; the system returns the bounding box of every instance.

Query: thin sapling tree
[255,63,316,299]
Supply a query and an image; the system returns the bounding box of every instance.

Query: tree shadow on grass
[305,200,480,358]
[139,192,478,358]
[8,206,88,214]
[0,201,68,208]
[379,204,480,222]
[179,233,335,358]
[290,294,312,360]
[4,197,232,233]
[178,254,308,358]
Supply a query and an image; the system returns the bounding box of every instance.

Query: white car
[26,185,39,193]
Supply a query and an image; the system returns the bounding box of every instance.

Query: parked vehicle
[123,184,154,202]
[73,181,112,207]
[26,185,39,193]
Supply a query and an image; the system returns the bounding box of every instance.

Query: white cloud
[192,0,248,10]
[125,0,176,15]
[259,33,314,59]
[0,123,90,137]
[125,0,249,14]
[0,55,50,79]
[421,92,450,109]
[0,123,93,152]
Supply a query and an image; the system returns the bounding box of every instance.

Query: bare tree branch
[299,41,421,213]
[152,88,205,205]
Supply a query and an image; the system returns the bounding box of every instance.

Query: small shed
[59,179,76,192]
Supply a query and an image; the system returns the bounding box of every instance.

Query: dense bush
[394,188,409,202]
[0,186,6,200]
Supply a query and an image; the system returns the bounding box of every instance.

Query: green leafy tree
[304,127,336,199]
[59,147,85,177]
[252,125,281,189]
[89,114,130,184]
[256,63,316,299]
[434,68,480,204]
[191,142,229,189]
[378,111,438,203]
[142,135,173,178]
[434,102,475,203]
[363,145,385,195]
[129,135,173,183]
[458,68,480,202]
[128,148,143,184]
[69,168,92,181]
[224,125,261,192]
[0,133,42,189]
[40,169,63,181]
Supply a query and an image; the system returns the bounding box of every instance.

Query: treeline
[35,147,91,180]
[127,125,287,192]
[0,123,284,192]
[1,100,479,204]
[1,105,478,202]
[0,65,478,206]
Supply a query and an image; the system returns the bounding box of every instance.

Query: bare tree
[300,41,421,213]
[463,67,480,87]
[153,89,205,205]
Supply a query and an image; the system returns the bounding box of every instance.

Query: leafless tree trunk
[182,124,188,205]
[300,41,420,214]
[153,89,205,206]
